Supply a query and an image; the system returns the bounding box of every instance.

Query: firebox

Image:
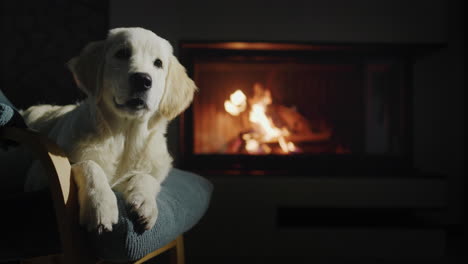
[179,42,435,175]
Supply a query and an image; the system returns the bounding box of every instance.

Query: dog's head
[68,27,196,121]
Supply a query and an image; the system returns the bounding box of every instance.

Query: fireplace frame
[178,41,441,176]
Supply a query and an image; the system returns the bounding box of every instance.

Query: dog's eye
[114,48,131,60]
[154,58,163,68]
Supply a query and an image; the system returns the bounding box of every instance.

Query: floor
[0,232,465,263]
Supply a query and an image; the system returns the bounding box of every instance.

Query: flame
[287,142,296,152]
[245,139,259,153]
[225,85,297,154]
[224,89,247,116]
[231,90,247,105]
[249,104,282,140]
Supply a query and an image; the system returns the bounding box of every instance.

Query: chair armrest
[0,127,96,264]
[1,127,72,203]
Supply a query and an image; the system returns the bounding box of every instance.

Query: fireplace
[179,42,431,175]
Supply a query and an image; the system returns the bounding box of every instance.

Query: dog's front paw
[79,188,119,234]
[126,192,158,232]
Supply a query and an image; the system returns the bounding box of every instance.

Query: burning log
[268,104,332,143]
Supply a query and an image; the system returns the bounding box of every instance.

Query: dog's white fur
[21,28,196,232]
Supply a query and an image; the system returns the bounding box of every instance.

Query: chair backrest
[0,90,14,108]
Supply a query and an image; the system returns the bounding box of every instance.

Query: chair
[0,91,212,264]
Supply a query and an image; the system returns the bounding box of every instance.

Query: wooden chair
[1,126,185,264]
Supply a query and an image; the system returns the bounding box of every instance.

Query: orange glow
[182,42,350,51]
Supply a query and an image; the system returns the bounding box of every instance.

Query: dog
[20,27,197,233]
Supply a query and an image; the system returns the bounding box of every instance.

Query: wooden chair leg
[132,235,184,264]
[170,236,185,264]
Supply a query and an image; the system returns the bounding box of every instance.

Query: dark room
[0,0,464,263]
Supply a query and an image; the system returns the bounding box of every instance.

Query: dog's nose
[129,72,152,91]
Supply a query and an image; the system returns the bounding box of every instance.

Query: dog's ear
[158,55,197,120]
[67,41,106,100]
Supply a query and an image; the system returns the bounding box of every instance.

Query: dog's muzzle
[113,97,147,111]
[129,72,152,92]
[113,72,152,111]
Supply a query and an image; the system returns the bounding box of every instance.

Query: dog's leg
[116,174,160,232]
[72,160,119,233]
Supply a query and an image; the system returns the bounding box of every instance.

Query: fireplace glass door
[180,43,412,172]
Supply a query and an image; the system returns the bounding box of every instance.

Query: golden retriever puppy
[21,27,197,233]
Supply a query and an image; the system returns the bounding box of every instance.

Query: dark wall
[1,0,109,109]
[1,0,463,258]
[411,0,464,227]
[110,0,448,45]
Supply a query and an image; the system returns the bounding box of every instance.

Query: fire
[224,89,247,116]
[245,139,259,152]
[224,84,297,154]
